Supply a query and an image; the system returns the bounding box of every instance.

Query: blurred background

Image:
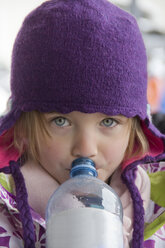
[0,0,165,130]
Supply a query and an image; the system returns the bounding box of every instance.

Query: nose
[71,130,98,158]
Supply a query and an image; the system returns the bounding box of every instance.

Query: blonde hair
[6,111,149,163]
[12,111,51,162]
[125,117,149,160]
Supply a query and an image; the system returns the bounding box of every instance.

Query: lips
[95,164,102,170]
[65,160,101,171]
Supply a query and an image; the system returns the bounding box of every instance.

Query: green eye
[101,118,117,127]
[54,117,69,127]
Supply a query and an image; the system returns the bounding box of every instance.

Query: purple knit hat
[0,1,165,248]
[0,0,148,135]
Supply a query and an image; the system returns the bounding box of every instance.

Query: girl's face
[38,112,131,184]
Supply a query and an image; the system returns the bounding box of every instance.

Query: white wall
[0,0,45,114]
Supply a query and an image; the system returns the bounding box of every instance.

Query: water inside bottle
[46,207,123,248]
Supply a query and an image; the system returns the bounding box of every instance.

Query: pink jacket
[0,161,165,247]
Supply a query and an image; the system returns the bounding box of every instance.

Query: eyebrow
[103,115,127,120]
[107,115,129,123]
[45,112,61,117]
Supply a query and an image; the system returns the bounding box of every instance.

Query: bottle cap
[70,157,98,177]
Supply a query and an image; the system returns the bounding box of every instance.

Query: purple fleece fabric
[9,161,35,248]
[0,0,147,135]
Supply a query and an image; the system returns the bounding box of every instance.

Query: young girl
[0,0,165,247]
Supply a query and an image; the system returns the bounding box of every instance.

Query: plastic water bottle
[46,157,124,248]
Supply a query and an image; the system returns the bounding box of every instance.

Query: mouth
[94,164,101,170]
[65,166,100,171]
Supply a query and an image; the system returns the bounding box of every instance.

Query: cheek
[103,146,124,163]
[39,140,65,163]
[102,135,130,162]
